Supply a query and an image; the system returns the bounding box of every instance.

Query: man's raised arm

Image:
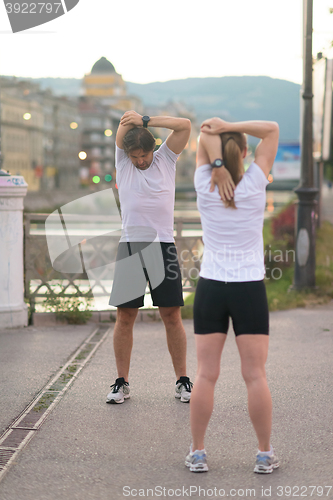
[116,110,139,149]
[119,111,191,154]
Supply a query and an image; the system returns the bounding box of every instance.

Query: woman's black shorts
[193,277,269,336]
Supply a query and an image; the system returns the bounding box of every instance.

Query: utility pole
[292,0,318,289]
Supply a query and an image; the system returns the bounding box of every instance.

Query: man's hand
[201,117,231,135]
[120,110,143,128]
[210,166,235,201]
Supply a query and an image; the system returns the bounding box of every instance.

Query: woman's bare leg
[236,334,272,451]
[190,333,227,451]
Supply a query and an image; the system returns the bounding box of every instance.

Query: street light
[292,0,318,289]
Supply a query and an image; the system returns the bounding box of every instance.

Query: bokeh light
[92,176,100,184]
[155,138,162,146]
[78,151,87,160]
[104,129,113,136]
[105,174,112,182]
[23,113,31,120]
[70,122,78,130]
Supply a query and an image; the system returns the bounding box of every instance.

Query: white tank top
[195,162,269,282]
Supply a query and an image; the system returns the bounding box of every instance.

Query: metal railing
[24,214,203,314]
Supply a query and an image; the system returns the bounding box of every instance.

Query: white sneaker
[254,446,280,474]
[106,377,130,404]
[175,376,193,403]
[185,445,208,472]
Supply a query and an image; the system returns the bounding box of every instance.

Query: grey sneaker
[106,377,130,404]
[175,376,193,403]
[185,446,208,472]
[254,447,280,474]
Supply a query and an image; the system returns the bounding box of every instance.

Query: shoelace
[110,379,128,392]
[179,379,193,392]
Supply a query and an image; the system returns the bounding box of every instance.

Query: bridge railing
[24,214,203,314]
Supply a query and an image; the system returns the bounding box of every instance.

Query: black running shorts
[193,277,269,336]
[109,242,184,308]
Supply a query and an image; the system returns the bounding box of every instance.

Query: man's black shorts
[109,242,184,308]
[193,277,269,336]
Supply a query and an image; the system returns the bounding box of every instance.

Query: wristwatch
[211,159,224,168]
[142,115,150,128]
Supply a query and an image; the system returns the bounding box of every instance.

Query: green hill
[25,75,300,143]
[126,76,300,142]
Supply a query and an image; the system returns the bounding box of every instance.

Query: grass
[265,220,333,311]
[182,220,333,317]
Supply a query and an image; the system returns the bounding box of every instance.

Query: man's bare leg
[159,306,187,379]
[113,307,138,382]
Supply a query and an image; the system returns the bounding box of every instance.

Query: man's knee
[159,306,182,325]
[116,307,138,325]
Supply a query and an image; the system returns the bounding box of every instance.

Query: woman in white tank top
[185,118,280,474]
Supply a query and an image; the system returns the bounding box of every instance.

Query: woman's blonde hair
[220,132,247,208]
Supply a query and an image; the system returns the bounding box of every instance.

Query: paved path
[0,307,333,500]
[0,186,332,499]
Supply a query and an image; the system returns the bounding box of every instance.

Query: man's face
[128,148,154,170]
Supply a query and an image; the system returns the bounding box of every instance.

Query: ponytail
[220,132,247,209]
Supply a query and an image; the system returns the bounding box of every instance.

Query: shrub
[44,289,93,324]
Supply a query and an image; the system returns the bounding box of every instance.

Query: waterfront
[28,190,296,313]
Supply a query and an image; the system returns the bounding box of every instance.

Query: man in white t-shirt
[106,110,194,404]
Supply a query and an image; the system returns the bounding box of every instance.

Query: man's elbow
[181,118,191,132]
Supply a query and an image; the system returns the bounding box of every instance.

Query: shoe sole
[175,394,190,403]
[106,395,130,404]
[185,461,208,472]
[254,463,279,474]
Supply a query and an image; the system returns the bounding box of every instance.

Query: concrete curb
[32,309,162,326]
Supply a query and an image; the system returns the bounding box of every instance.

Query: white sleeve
[115,146,129,171]
[155,141,180,170]
[251,162,269,191]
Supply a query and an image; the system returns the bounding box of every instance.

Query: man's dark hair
[123,127,156,155]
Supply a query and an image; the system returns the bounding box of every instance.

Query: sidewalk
[0,189,332,500]
[0,307,332,500]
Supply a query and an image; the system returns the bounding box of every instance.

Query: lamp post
[292,0,318,289]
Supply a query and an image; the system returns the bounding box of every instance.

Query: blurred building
[82,57,142,112]
[79,97,121,187]
[0,80,43,191]
[0,77,81,191]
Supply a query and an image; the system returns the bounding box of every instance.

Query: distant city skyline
[0,0,332,85]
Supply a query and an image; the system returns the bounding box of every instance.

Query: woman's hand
[210,167,235,200]
[201,117,231,135]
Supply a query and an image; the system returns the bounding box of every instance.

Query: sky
[0,0,333,85]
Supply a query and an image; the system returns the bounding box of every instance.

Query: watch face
[212,159,223,168]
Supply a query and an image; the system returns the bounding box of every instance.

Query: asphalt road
[0,306,332,500]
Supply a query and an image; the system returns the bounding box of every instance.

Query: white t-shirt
[195,162,269,282]
[116,141,180,242]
